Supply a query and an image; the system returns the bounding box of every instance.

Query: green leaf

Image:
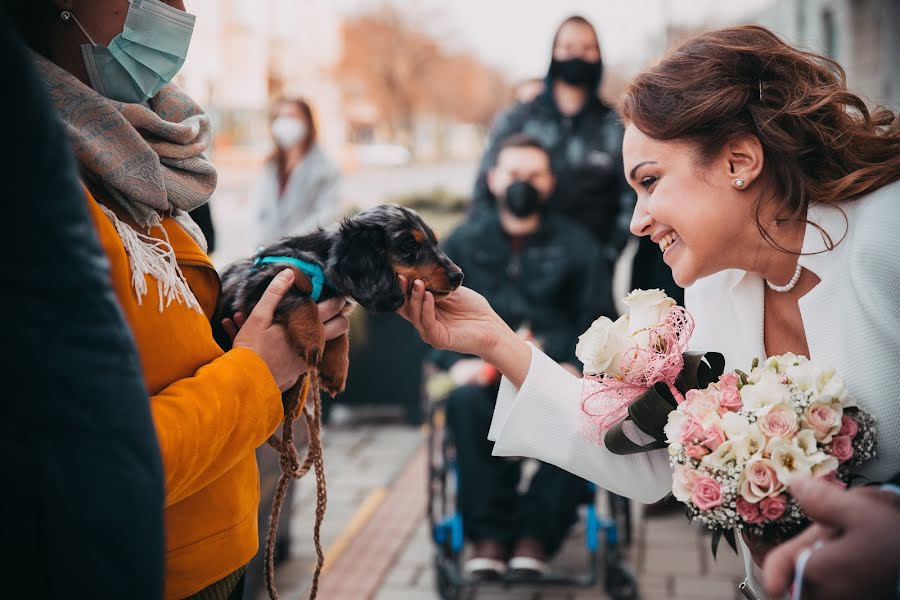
[751,357,760,370]
[711,529,722,561]
[724,529,738,555]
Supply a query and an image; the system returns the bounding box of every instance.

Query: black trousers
[445,384,589,556]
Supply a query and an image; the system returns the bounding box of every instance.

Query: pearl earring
[734,178,745,188]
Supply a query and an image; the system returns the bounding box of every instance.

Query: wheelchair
[426,395,640,600]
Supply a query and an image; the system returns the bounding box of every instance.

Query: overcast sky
[331,0,778,78]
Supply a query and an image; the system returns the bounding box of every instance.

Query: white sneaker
[463,557,507,578]
[507,555,548,575]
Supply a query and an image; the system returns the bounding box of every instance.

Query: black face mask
[549,57,603,89]
[503,180,542,218]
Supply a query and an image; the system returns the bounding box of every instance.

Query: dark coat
[470,84,633,263]
[429,212,615,370]
[0,17,164,599]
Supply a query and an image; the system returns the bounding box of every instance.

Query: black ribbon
[603,351,725,455]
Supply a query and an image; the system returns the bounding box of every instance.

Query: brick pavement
[258,423,748,600]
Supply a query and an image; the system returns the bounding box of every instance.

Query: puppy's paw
[286,300,326,369]
[318,334,350,397]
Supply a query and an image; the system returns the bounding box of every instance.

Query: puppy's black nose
[448,270,464,287]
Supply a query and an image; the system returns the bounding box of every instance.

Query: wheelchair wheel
[604,553,639,600]
[434,553,465,600]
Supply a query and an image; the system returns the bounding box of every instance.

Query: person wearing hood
[429,134,615,579]
[469,15,632,270]
[254,97,341,245]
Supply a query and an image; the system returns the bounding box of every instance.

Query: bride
[398,24,900,598]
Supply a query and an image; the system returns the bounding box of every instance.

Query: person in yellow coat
[6,1,350,598]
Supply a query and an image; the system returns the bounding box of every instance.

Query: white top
[488,180,900,501]
[254,144,341,245]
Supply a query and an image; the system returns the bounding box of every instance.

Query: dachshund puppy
[214,204,462,599]
[214,203,463,395]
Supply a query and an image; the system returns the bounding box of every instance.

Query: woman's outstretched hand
[397,276,532,387]
[397,277,502,356]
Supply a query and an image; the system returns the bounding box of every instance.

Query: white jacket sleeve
[488,344,673,503]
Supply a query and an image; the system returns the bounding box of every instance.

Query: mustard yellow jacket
[86,192,283,599]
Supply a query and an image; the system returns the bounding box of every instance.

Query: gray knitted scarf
[34,53,217,312]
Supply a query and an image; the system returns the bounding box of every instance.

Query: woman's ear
[723,133,765,189]
[330,227,404,312]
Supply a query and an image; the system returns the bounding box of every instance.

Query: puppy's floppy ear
[330,226,404,312]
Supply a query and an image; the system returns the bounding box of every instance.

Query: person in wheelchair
[429,133,616,580]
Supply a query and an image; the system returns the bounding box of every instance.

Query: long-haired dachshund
[213,204,463,599]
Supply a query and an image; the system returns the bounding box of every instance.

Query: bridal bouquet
[666,353,876,553]
[575,289,724,454]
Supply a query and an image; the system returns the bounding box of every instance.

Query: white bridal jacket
[488,180,900,501]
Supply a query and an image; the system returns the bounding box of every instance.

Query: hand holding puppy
[224,269,350,392]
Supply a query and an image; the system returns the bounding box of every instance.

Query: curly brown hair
[620,25,900,251]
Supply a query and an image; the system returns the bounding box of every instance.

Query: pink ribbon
[580,306,694,443]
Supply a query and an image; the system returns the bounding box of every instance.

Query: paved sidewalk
[258,422,748,600]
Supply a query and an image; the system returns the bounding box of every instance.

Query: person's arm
[470,104,528,216]
[156,271,350,507]
[487,344,672,503]
[151,347,282,507]
[398,278,672,502]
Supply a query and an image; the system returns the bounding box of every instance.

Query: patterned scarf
[34,53,217,312]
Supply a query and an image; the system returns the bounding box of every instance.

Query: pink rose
[702,424,726,451]
[680,417,705,445]
[672,467,701,502]
[819,470,848,488]
[839,415,859,438]
[691,476,724,510]
[741,459,784,503]
[804,402,841,442]
[830,435,854,463]
[686,444,710,459]
[736,497,765,524]
[759,405,800,439]
[760,495,788,521]
[718,373,742,412]
[683,390,718,419]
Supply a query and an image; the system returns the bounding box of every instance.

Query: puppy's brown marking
[318,333,350,396]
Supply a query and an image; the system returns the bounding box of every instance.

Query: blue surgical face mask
[74,0,195,104]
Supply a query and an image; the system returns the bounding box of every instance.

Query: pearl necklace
[766,261,803,293]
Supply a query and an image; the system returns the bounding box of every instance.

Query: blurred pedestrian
[430,134,615,579]
[255,97,341,245]
[5,2,350,598]
[471,15,631,272]
[1,11,163,599]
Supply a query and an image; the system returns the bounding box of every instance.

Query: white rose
[740,373,791,413]
[623,289,676,347]
[664,410,686,446]
[575,315,632,377]
[672,466,700,503]
[722,412,750,438]
[768,437,814,484]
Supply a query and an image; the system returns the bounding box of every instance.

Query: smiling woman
[398,23,900,599]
